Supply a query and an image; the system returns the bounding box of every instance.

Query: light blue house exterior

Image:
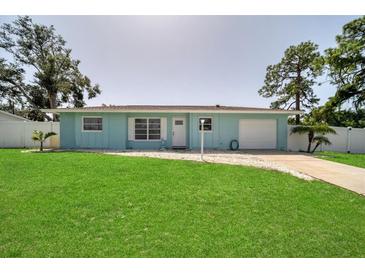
[47,105,300,151]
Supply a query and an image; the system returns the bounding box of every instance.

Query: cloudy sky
[0,16,358,108]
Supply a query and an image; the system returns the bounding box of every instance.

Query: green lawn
[1,149,365,258]
[317,151,365,169]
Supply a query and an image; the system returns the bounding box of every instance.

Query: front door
[172,117,186,147]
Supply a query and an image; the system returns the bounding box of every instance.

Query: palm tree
[290,124,336,153]
[311,135,332,153]
[31,130,57,152]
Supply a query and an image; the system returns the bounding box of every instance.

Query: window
[135,118,161,140]
[148,118,161,140]
[83,117,102,131]
[199,117,212,131]
[135,118,147,140]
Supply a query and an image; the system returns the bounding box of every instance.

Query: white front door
[172,117,186,147]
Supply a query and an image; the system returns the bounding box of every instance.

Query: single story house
[44,105,301,150]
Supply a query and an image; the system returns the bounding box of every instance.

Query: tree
[31,130,57,152]
[324,16,365,111]
[311,135,332,153]
[258,41,323,124]
[290,124,336,153]
[0,58,26,114]
[0,16,101,121]
[306,106,365,128]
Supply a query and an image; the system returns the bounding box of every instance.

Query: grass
[1,149,365,258]
[317,151,365,169]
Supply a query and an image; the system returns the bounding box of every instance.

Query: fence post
[23,121,26,148]
[200,119,205,161]
[51,122,56,148]
[346,127,352,153]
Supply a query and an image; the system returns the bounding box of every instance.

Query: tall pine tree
[258,41,323,124]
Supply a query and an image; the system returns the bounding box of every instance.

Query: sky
[0,16,359,108]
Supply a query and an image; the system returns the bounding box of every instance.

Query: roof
[0,110,29,121]
[42,105,303,115]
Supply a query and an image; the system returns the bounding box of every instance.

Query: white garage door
[239,119,277,149]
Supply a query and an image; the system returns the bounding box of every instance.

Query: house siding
[60,113,76,148]
[126,113,189,149]
[188,113,288,150]
[60,112,289,150]
[60,112,128,149]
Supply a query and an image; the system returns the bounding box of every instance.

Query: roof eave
[0,110,29,121]
[41,108,303,115]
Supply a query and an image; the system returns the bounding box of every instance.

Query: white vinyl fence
[0,121,60,148]
[288,125,365,153]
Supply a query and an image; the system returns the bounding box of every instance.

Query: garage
[239,119,277,149]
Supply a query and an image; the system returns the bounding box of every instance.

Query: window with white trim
[199,117,212,131]
[83,117,102,131]
[135,118,161,140]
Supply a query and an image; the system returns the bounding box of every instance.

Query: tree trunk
[306,141,311,153]
[295,63,302,125]
[10,101,15,114]
[48,92,58,121]
[307,132,314,153]
[295,91,300,124]
[40,141,43,152]
[312,143,320,153]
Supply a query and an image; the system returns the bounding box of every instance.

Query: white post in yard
[347,127,352,153]
[200,119,205,161]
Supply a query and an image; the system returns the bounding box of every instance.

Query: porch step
[172,146,187,150]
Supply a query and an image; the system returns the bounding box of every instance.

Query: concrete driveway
[250,151,365,196]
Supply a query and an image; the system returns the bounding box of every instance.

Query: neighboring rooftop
[43,105,302,114]
[0,110,29,121]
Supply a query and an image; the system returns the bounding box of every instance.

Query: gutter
[41,108,304,115]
